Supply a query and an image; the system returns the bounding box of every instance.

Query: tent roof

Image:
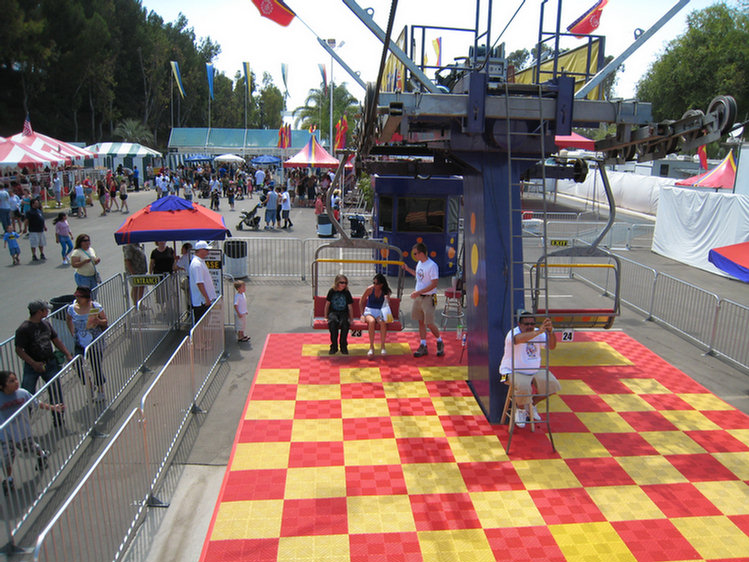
[114,195,231,244]
[554,132,596,151]
[675,151,736,189]
[0,138,66,168]
[10,130,94,163]
[283,136,339,169]
[708,241,749,283]
[85,142,162,158]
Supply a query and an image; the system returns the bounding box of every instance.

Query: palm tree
[293,82,359,147]
[113,118,155,146]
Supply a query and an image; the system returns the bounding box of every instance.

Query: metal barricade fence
[628,223,655,249]
[140,336,193,500]
[303,238,393,282]
[0,356,102,544]
[190,297,225,402]
[711,299,749,371]
[33,409,149,562]
[224,237,304,278]
[135,274,182,365]
[651,273,720,350]
[617,256,658,317]
[223,275,237,328]
[93,273,129,324]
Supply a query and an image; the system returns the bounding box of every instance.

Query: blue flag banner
[281,63,289,95]
[171,61,186,98]
[206,63,215,100]
[243,62,252,97]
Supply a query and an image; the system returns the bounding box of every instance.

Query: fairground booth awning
[85,142,162,158]
[283,136,339,169]
[675,151,736,190]
[708,241,749,282]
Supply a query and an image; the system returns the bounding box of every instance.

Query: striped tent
[11,130,94,163]
[283,136,339,169]
[85,142,162,158]
[0,137,66,168]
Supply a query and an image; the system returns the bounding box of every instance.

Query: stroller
[236,203,262,231]
[349,215,368,238]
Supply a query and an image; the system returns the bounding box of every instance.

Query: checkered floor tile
[200,331,749,562]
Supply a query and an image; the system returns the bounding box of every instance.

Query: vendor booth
[372,175,462,277]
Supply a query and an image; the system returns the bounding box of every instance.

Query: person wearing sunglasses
[499,310,559,428]
[324,274,353,355]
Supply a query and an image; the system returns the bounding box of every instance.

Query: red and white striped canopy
[10,129,94,164]
[0,138,66,169]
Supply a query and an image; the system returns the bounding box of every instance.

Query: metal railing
[712,299,749,371]
[0,275,182,549]
[33,298,225,562]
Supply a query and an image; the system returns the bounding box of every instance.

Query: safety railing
[33,298,224,562]
[32,409,149,562]
[0,356,103,545]
[710,299,749,370]
[0,275,183,549]
[651,273,720,351]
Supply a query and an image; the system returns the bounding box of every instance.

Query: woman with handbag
[360,273,392,357]
[69,234,102,290]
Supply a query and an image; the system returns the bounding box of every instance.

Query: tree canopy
[293,82,359,147]
[0,0,286,147]
[636,3,748,125]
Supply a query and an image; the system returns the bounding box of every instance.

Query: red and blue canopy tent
[675,151,736,190]
[708,241,749,283]
[283,136,339,169]
[114,195,231,244]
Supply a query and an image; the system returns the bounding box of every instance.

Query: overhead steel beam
[341,0,440,93]
[575,0,690,99]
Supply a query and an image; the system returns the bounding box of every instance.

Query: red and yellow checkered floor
[200,331,749,562]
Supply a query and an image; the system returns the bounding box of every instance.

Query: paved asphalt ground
[2,189,748,560]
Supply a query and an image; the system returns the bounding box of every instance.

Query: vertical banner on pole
[206,63,215,100]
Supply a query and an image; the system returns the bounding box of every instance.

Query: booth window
[379,196,393,232]
[397,197,445,232]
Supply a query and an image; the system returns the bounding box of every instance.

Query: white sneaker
[367,349,374,357]
[381,348,387,355]
[514,408,528,428]
[531,404,542,421]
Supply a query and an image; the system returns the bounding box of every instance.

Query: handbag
[381,302,394,323]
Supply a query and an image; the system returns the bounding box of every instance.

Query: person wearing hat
[189,241,216,323]
[14,300,73,426]
[499,311,559,428]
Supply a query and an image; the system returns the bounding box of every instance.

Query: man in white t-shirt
[499,311,559,428]
[254,168,266,190]
[402,242,444,357]
[189,241,217,323]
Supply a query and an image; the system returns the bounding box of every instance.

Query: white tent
[85,142,162,158]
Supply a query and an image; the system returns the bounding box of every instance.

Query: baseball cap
[194,241,210,250]
[28,300,50,315]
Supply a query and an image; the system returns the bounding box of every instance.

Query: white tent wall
[555,169,674,216]
[652,186,749,277]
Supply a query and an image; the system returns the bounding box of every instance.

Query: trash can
[50,294,76,312]
[223,240,248,278]
[317,214,334,238]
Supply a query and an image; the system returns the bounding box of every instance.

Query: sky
[142,0,720,122]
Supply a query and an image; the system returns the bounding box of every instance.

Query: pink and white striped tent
[0,137,66,169]
[10,121,95,164]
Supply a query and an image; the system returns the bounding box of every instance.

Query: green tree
[293,82,359,146]
[636,3,748,124]
[113,118,155,146]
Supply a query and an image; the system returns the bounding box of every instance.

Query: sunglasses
[338,281,348,285]
[81,238,90,242]
[521,320,536,326]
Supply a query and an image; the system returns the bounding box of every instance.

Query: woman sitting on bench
[360,273,392,357]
